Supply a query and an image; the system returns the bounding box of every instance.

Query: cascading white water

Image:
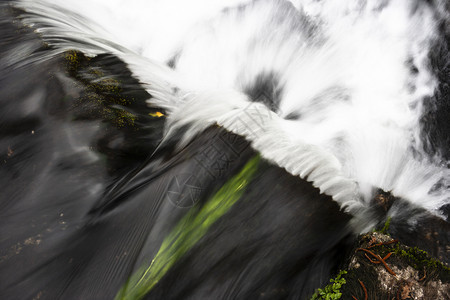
[15,0,449,220]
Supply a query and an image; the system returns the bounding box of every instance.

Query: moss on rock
[335,232,449,299]
[63,50,156,128]
[310,270,347,300]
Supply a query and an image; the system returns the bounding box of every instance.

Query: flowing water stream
[0,0,449,299]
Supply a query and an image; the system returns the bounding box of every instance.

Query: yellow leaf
[148,111,164,117]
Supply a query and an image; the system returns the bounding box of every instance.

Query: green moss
[64,50,88,74]
[310,270,347,300]
[379,217,391,234]
[65,50,79,67]
[89,68,104,77]
[113,109,136,127]
[394,246,449,275]
[373,217,391,234]
[92,77,121,94]
[361,236,450,281]
[63,50,138,128]
[115,156,261,300]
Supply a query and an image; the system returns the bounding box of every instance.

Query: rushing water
[16,0,449,216]
[0,0,449,299]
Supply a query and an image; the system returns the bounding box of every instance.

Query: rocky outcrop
[312,231,450,299]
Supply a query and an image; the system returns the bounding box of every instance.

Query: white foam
[14,0,449,218]
[166,91,362,211]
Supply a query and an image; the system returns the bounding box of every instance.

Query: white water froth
[166,91,362,211]
[14,0,449,217]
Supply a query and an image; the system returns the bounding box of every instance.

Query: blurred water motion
[0,1,449,299]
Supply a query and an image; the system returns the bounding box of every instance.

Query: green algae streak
[115,155,261,300]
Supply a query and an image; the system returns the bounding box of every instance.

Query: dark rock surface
[313,231,450,300]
